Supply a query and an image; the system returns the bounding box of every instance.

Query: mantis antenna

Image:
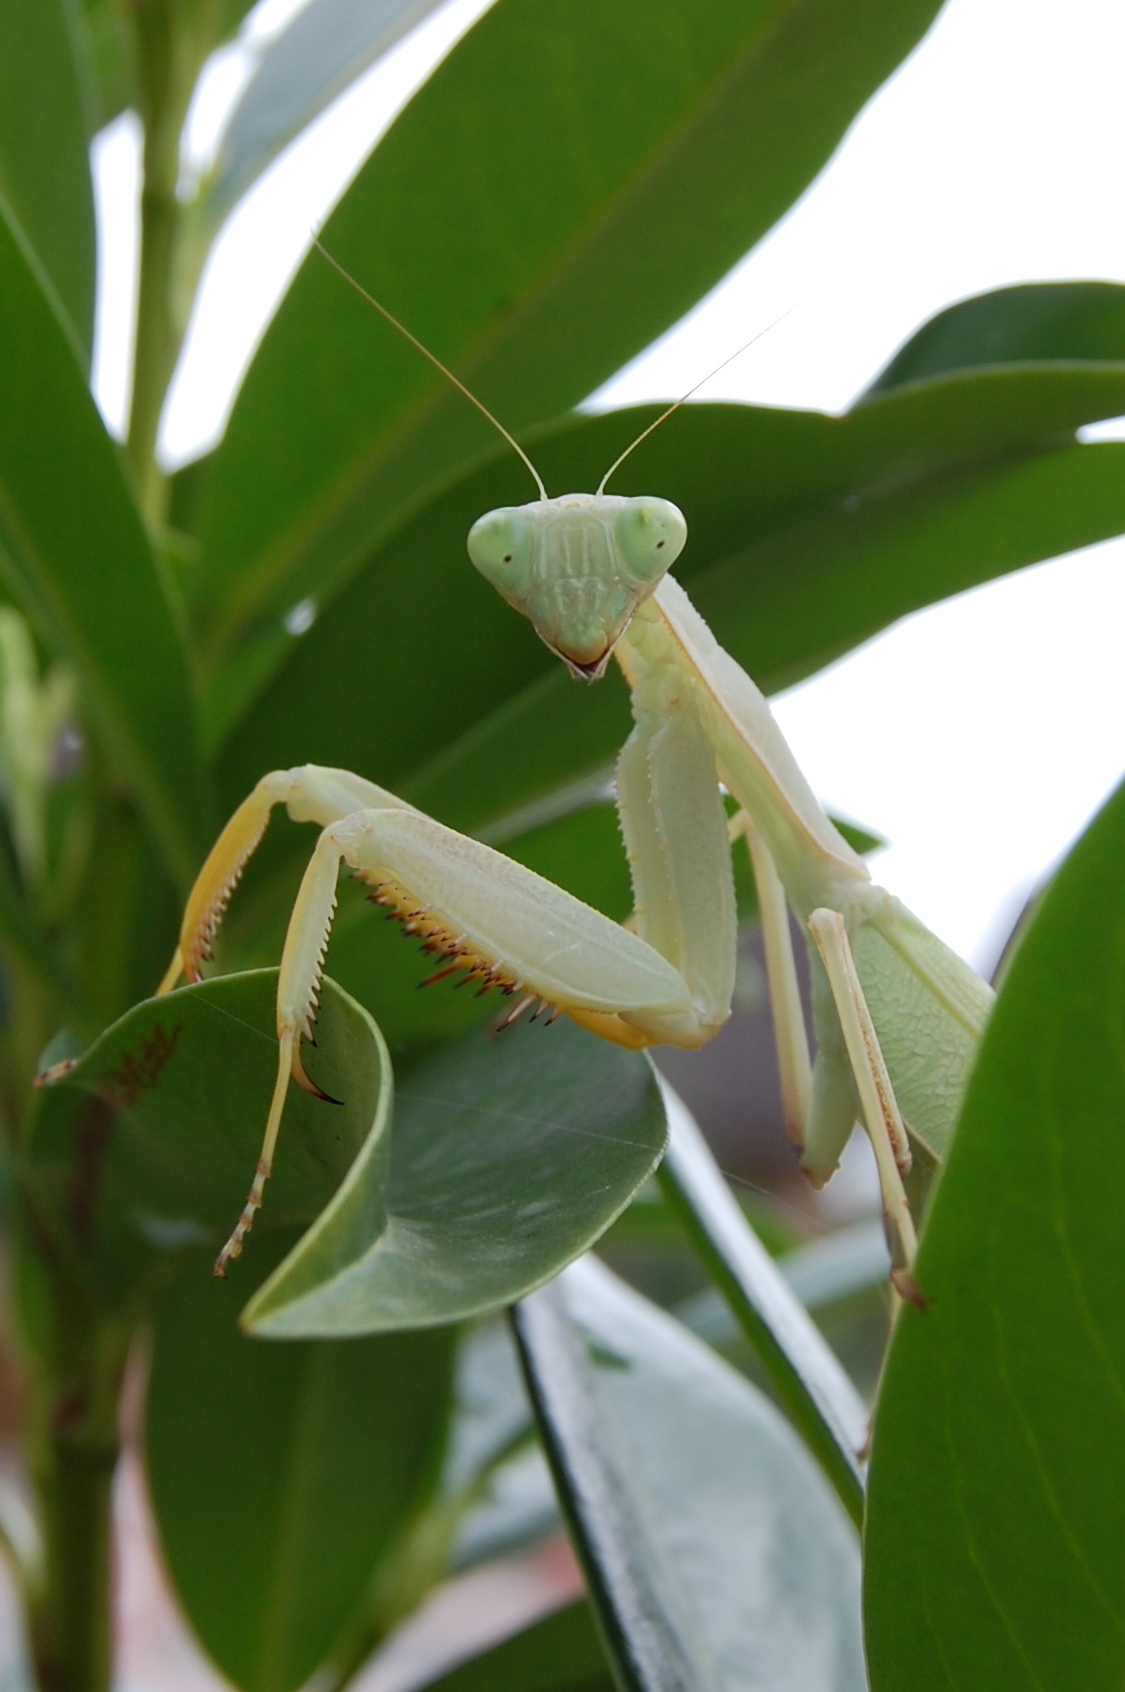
[316,234,790,502]
[596,311,794,494]
[313,236,549,501]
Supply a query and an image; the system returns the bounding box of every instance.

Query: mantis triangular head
[467,491,686,678]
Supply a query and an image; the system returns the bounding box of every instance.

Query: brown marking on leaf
[99,1021,184,1110]
[64,1023,184,1247]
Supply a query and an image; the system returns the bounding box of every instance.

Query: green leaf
[866,280,1125,392]
[418,1600,614,1692]
[217,351,1125,842]
[207,0,451,226]
[0,815,94,1030]
[0,0,96,359]
[864,775,1125,1690]
[21,971,390,1310]
[0,201,207,886]
[147,1251,456,1692]
[657,1090,868,1526]
[243,1020,666,1337]
[513,1257,865,1692]
[198,0,945,696]
[81,0,133,126]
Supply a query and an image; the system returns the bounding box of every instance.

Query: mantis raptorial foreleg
[153,251,996,1277]
[161,762,723,1272]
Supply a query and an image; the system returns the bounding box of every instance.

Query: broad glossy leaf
[0,202,206,885]
[218,354,1125,839]
[208,0,450,225]
[657,1089,868,1525]
[21,971,389,1310]
[513,1257,865,1692]
[444,1318,557,1569]
[0,0,96,358]
[148,1251,455,1692]
[198,0,945,699]
[864,776,1125,1690]
[867,279,1125,392]
[243,1019,666,1337]
[419,1600,613,1692]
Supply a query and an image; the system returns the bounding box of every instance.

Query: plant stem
[125,1,205,526]
[28,1422,118,1692]
[19,1230,132,1692]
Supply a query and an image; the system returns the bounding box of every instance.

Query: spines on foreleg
[160,770,297,992]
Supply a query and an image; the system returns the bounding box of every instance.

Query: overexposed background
[92,0,1125,973]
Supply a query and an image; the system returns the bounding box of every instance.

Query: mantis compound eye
[467,507,534,590]
[615,497,687,581]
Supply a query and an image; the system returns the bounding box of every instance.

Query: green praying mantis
[157,250,995,1287]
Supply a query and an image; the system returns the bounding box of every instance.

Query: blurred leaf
[0,0,97,358]
[243,1019,666,1337]
[217,347,1125,843]
[513,1257,865,1692]
[864,776,1125,1690]
[198,0,946,701]
[444,1319,558,1569]
[167,448,218,540]
[657,1088,868,1526]
[0,201,207,886]
[0,825,93,1030]
[21,971,390,1310]
[867,280,1125,392]
[208,0,451,225]
[148,1249,455,1692]
[82,0,133,125]
[419,1600,614,1692]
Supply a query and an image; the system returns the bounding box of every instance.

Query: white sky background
[91,0,1125,973]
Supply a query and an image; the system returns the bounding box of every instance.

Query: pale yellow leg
[157,765,418,994]
[806,908,917,1273]
[158,772,296,990]
[156,945,184,997]
[730,809,812,1143]
[214,824,347,1274]
[214,1028,297,1276]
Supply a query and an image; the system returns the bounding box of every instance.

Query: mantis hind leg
[807,908,918,1281]
[729,810,812,1143]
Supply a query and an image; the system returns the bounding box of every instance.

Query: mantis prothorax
[159,251,994,1283]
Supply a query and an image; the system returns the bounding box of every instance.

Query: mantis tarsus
[157,250,994,1285]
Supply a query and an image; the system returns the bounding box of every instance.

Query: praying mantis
[158,252,995,1286]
